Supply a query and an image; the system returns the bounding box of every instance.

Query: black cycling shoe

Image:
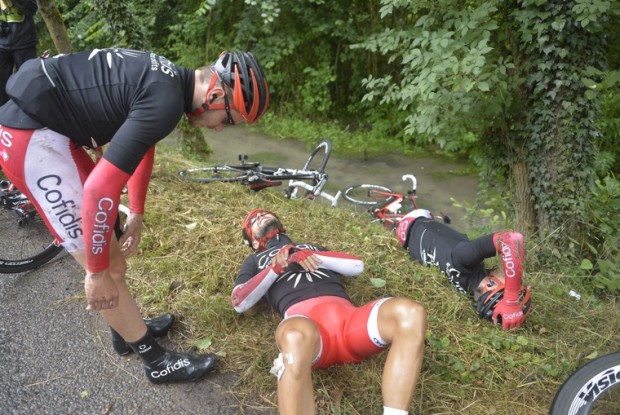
[111,313,175,356]
[144,351,217,384]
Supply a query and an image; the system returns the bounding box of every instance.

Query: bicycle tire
[178,165,250,183]
[288,139,332,199]
[549,351,620,415]
[302,139,332,173]
[341,183,396,207]
[0,191,63,274]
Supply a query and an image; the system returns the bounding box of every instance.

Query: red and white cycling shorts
[283,296,392,369]
[0,126,95,252]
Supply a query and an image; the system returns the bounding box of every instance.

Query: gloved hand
[492,299,525,330]
[271,244,298,274]
[287,249,321,272]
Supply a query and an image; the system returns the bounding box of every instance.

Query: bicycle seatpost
[402,174,417,194]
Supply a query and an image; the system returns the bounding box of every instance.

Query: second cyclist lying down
[231,209,427,415]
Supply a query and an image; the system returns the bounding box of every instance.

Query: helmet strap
[186,72,223,119]
[255,228,281,251]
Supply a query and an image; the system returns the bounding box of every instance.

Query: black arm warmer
[452,234,495,270]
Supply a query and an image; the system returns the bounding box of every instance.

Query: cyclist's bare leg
[70,237,147,342]
[274,317,321,415]
[377,298,426,410]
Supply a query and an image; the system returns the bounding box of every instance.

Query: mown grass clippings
[124,142,620,414]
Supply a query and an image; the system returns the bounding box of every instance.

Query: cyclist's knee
[276,318,320,359]
[381,298,426,338]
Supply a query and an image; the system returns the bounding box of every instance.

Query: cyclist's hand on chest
[120,213,143,258]
[84,270,119,311]
[288,250,321,272]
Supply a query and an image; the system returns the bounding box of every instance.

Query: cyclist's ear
[206,85,226,104]
[252,240,261,251]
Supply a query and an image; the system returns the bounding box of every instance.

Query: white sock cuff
[383,407,408,415]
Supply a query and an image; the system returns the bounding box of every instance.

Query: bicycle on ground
[178,139,341,207]
[341,174,451,230]
[0,176,64,273]
[549,350,620,415]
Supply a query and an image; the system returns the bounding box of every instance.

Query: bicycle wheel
[341,184,396,207]
[0,186,63,273]
[178,165,250,183]
[287,139,332,199]
[549,351,620,415]
[301,139,332,173]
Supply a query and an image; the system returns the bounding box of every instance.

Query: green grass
[124,142,620,414]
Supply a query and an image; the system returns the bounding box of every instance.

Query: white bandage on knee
[383,407,408,415]
[269,352,294,381]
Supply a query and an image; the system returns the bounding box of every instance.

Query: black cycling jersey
[235,235,351,316]
[407,219,494,294]
[0,48,194,174]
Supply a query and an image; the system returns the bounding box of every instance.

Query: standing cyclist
[0,0,38,106]
[232,209,426,415]
[0,48,269,383]
[396,209,532,330]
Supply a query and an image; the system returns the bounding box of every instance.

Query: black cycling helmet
[242,209,285,251]
[214,51,269,124]
[476,281,532,321]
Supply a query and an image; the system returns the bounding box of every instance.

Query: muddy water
[200,126,479,227]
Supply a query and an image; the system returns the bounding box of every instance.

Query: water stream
[197,126,479,227]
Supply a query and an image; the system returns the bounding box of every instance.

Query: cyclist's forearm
[313,251,364,277]
[126,147,155,214]
[83,159,130,272]
[494,232,525,301]
[231,267,280,313]
[452,234,496,269]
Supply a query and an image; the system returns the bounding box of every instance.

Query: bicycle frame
[288,178,341,207]
[369,175,418,229]
[342,174,450,229]
[179,139,340,206]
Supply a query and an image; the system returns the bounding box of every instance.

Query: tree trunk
[511,159,535,237]
[36,0,72,53]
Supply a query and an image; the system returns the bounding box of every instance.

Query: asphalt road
[0,252,272,415]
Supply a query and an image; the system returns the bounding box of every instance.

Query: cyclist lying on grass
[231,209,426,415]
[395,209,532,330]
[0,48,269,383]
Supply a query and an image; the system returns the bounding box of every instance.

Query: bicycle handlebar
[402,174,417,193]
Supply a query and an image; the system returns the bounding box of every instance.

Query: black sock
[127,332,166,366]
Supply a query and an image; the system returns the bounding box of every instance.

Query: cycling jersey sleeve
[313,251,364,277]
[493,232,525,302]
[126,147,155,214]
[102,82,184,175]
[83,158,130,272]
[451,234,496,270]
[231,263,281,313]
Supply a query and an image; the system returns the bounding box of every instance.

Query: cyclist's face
[189,108,244,131]
[251,212,279,238]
